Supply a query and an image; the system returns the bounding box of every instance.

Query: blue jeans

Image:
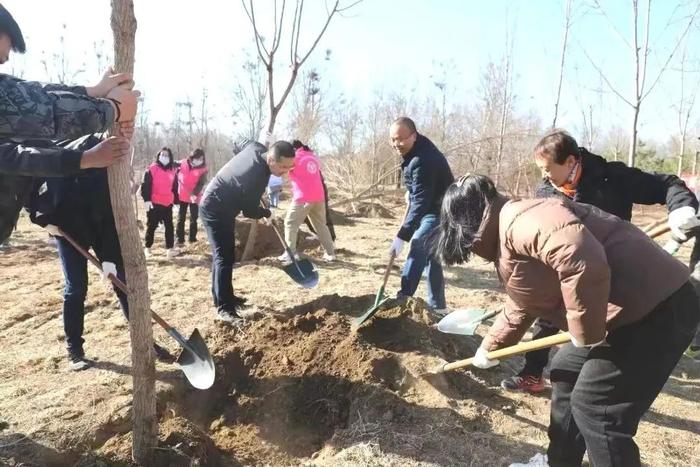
[398,214,446,309]
[56,235,128,356]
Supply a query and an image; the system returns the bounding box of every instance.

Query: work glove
[570,333,608,349]
[144,201,153,211]
[101,262,118,282]
[190,195,197,204]
[668,206,697,242]
[472,347,499,369]
[389,237,405,257]
[45,224,62,237]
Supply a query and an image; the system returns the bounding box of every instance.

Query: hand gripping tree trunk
[109,1,157,464]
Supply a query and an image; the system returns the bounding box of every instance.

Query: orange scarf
[553,161,582,198]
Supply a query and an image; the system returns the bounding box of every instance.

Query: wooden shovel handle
[441,332,572,373]
[57,228,173,332]
[647,223,670,239]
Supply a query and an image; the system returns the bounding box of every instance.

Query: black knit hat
[0,3,26,53]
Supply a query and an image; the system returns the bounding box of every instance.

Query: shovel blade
[437,309,490,336]
[176,328,216,390]
[282,258,319,289]
[352,296,392,329]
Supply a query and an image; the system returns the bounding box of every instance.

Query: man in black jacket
[501,128,700,393]
[200,139,296,322]
[388,117,454,313]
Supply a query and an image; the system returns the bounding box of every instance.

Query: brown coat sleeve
[482,296,536,351]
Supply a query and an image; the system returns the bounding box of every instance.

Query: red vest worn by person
[149,163,176,206]
[177,159,208,203]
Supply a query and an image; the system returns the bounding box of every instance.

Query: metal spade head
[436,309,495,336]
[176,328,216,390]
[282,258,319,289]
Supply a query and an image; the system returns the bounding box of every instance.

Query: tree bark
[109,1,157,464]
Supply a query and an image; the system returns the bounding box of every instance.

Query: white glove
[389,237,405,257]
[668,206,696,241]
[190,195,197,204]
[571,334,608,348]
[101,261,117,282]
[662,238,683,255]
[144,201,153,210]
[472,347,499,369]
[45,224,62,236]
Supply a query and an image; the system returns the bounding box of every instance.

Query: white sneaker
[166,248,179,259]
[277,252,300,263]
[144,247,152,258]
[509,453,549,467]
[323,253,336,262]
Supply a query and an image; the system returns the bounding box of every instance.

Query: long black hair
[433,174,499,265]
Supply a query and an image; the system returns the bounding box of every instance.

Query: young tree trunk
[628,105,639,167]
[109,1,157,464]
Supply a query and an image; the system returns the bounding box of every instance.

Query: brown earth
[0,202,698,466]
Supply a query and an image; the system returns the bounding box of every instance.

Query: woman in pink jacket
[280,140,335,262]
[176,148,208,245]
[141,147,178,258]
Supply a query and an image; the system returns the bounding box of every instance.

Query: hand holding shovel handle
[437,332,572,373]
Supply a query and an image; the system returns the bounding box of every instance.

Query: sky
[3,0,700,147]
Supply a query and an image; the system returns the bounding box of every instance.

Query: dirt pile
[95,295,509,465]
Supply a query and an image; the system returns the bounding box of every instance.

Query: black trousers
[145,204,174,248]
[202,213,239,312]
[177,201,200,244]
[519,320,559,377]
[546,281,699,467]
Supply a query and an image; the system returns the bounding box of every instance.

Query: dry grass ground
[0,201,697,466]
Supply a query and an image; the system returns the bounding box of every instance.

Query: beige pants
[284,201,335,255]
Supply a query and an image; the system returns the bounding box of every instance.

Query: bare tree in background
[109,1,156,464]
[40,24,86,84]
[552,0,575,128]
[232,54,268,141]
[586,0,700,167]
[672,47,700,175]
[289,67,325,145]
[240,0,361,260]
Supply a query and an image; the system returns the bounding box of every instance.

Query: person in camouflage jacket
[0,2,138,243]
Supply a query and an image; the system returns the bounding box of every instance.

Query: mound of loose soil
[346,202,395,219]
[95,296,511,466]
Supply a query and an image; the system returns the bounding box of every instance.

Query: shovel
[352,251,396,329]
[58,229,216,390]
[261,201,319,289]
[429,332,572,374]
[436,308,499,336]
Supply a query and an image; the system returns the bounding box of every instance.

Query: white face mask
[191,158,204,167]
[158,155,170,166]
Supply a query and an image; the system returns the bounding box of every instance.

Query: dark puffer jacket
[536,148,698,221]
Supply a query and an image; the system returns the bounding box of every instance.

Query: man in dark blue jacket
[200,139,296,322]
[388,117,454,313]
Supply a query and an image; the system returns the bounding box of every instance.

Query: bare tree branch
[242,0,271,66]
[591,0,633,49]
[580,45,635,107]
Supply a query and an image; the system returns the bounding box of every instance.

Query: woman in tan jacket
[434,174,699,467]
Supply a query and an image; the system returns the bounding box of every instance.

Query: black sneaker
[215,308,243,323]
[68,353,91,371]
[232,295,248,307]
[153,343,175,363]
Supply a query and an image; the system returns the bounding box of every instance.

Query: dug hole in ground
[0,202,698,466]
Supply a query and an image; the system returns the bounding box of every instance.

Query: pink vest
[149,163,176,206]
[289,148,325,203]
[177,159,208,203]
